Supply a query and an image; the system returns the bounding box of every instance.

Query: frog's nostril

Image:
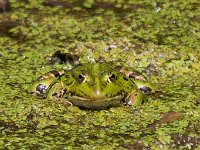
[96,90,100,95]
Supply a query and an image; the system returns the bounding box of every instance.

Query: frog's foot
[54,97,73,106]
[63,99,73,106]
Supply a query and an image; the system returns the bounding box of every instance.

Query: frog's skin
[29,62,155,109]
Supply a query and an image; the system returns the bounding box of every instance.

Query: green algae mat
[0,0,199,149]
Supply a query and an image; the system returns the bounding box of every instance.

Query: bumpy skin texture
[29,62,154,109]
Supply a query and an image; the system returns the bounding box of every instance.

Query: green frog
[29,62,155,109]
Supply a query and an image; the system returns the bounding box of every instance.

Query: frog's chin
[68,95,124,109]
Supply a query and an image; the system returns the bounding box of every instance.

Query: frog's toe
[138,86,153,93]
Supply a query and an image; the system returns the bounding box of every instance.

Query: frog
[29,62,155,109]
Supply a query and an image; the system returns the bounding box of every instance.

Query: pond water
[0,0,199,149]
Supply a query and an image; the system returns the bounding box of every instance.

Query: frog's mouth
[67,95,124,109]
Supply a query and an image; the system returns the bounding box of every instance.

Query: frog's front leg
[124,90,143,106]
[46,82,73,106]
[46,82,66,100]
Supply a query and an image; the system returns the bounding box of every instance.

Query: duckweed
[0,0,199,149]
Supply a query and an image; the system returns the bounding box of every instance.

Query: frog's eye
[78,74,86,83]
[108,73,116,83]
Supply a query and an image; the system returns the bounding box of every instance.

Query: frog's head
[61,63,139,109]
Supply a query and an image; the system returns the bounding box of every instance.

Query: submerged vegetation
[0,0,199,149]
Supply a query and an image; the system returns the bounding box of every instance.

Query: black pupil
[109,73,116,82]
[110,74,115,79]
[78,74,85,82]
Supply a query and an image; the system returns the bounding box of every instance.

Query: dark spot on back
[129,71,141,79]
[52,92,59,99]
[115,66,123,71]
[50,70,61,77]
[123,77,128,81]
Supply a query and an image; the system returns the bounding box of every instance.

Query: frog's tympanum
[29,62,155,109]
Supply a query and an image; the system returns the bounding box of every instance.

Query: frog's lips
[67,94,125,109]
[68,95,124,101]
